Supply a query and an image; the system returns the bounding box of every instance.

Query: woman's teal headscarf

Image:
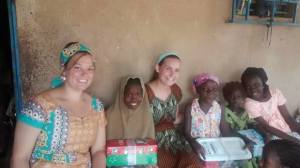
[51,42,92,88]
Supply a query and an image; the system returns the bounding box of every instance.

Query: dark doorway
[0,0,16,167]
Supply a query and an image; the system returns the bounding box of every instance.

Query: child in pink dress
[241,67,300,142]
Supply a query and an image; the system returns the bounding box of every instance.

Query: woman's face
[124,84,143,109]
[156,58,181,86]
[196,80,219,104]
[63,54,95,91]
[244,76,264,101]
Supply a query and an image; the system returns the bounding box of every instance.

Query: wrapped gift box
[238,129,264,157]
[106,139,157,167]
[196,137,252,162]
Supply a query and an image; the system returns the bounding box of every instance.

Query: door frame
[7,0,23,113]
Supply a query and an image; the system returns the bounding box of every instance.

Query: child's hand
[194,143,206,160]
[244,140,256,153]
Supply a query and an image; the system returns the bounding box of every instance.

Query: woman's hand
[91,122,106,168]
[287,134,300,144]
[174,110,184,125]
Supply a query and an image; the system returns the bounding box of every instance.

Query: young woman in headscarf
[145,52,202,168]
[11,42,107,168]
[106,76,155,140]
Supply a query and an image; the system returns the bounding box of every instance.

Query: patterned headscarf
[193,73,220,88]
[192,73,219,94]
[60,42,91,67]
[51,42,92,88]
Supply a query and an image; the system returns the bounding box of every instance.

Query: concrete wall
[16,0,300,114]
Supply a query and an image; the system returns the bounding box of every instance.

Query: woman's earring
[61,76,66,81]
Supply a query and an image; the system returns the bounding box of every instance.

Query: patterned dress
[145,84,190,153]
[145,84,202,168]
[190,99,221,138]
[224,107,253,131]
[245,88,291,133]
[17,94,106,168]
[188,99,222,168]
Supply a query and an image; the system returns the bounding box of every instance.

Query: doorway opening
[0,0,17,167]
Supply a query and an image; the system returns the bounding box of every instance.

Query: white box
[196,137,252,162]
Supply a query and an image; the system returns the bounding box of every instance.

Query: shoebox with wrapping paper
[106,139,157,167]
[238,129,265,157]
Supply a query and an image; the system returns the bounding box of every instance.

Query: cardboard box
[106,139,157,167]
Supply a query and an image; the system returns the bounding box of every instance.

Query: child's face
[244,76,264,101]
[261,152,281,168]
[124,84,143,109]
[228,90,245,109]
[196,80,218,103]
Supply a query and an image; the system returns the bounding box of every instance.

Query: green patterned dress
[146,85,191,154]
[224,106,259,168]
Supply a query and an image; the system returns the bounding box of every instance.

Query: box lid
[107,139,156,147]
[196,137,252,161]
[106,139,157,155]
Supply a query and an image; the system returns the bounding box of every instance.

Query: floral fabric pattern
[190,99,221,138]
[17,95,105,168]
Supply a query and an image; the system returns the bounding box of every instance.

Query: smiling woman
[145,52,203,168]
[63,54,95,91]
[11,42,107,168]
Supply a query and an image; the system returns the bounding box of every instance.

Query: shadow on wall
[18,13,80,98]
